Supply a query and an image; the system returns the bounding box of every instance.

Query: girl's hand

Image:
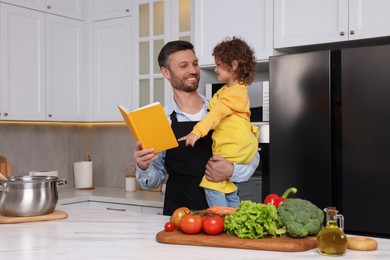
[178,133,199,147]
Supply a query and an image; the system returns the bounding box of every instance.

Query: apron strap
[169,110,177,122]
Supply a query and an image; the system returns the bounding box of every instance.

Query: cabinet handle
[106,207,126,212]
[340,31,345,36]
[47,5,51,9]
[350,30,355,35]
[3,113,8,116]
[48,114,52,118]
[125,9,130,12]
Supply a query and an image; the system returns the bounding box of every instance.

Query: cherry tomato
[164,221,175,232]
[171,207,191,229]
[202,216,225,235]
[179,214,203,234]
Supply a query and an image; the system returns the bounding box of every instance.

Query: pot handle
[56,178,67,188]
[0,182,5,191]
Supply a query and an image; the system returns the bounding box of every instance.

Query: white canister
[73,161,93,189]
[125,177,136,192]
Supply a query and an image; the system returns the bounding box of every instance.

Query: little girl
[178,37,259,207]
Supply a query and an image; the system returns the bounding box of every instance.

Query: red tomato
[179,214,203,234]
[164,221,175,232]
[202,216,225,235]
[171,207,191,229]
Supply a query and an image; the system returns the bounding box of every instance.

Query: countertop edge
[58,187,164,208]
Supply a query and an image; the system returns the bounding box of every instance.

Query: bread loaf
[347,236,378,251]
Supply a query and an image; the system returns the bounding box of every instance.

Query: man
[134,40,260,215]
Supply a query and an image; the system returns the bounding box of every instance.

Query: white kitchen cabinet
[1,0,84,20]
[61,201,141,213]
[274,0,390,49]
[88,202,142,213]
[0,3,86,121]
[0,0,45,11]
[45,0,84,20]
[46,14,87,121]
[194,0,274,66]
[92,16,132,121]
[348,0,390,41]
[0,3,46,120]
[92,0,131,21]
[60,201,163,214]
[141,206,163,215]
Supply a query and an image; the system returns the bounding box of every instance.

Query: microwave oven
[205,81,269,122]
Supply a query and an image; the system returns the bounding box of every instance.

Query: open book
[118,102,178,153]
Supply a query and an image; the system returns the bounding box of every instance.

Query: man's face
[162,49,200,92]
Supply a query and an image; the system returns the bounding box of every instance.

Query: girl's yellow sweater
[192,83,259,193]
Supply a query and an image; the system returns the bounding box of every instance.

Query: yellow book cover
[118,102,178,153]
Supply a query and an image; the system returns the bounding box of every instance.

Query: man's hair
[158,40,195,68]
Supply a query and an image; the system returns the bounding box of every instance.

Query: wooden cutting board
[0,210,68,224]
[156,230,317,252]
[0,156,12,177]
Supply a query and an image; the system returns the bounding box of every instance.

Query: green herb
[224,200,286,239]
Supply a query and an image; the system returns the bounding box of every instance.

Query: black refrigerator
[269,44,390,238]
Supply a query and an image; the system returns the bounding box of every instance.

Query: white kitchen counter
[0,206,389,259]
[58,187,164,208]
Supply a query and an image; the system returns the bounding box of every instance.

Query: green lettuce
[224,200,286,239]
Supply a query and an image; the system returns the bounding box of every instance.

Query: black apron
[163,111,213,215]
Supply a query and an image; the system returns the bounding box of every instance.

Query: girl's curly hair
[212,37,256,85]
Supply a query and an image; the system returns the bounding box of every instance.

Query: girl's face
[214,57,236,84]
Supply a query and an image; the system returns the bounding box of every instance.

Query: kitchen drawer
[60,201,163,214]
[60,201,141,213]
[141,206,163,215]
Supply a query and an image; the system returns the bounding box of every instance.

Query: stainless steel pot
[0,176,67,217]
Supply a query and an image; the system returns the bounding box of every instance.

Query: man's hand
[133,141,158,170]
[205,155,234,182]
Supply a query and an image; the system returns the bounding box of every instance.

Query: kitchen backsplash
[0,124,134,189]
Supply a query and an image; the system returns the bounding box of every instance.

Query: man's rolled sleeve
[230,152,260,183]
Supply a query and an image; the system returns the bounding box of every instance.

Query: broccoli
[277,198,324,238]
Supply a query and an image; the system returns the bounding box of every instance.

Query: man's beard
[169,71,199,93]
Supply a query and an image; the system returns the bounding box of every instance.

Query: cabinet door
[274,0,349,48]
[60,201,142,213]
[141,206,163,215]
[195,0,273,66]
[2,0,83,20]
[46,14,87,121]
[0,0,45,11]
[45,0,84,20]
[89,202,142,213]
[93,0,131,21]
[0,4,46,121]
[349,0,390,41]
[93,17,132,121]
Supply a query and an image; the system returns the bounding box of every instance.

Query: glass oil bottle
[316,207,348,256]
